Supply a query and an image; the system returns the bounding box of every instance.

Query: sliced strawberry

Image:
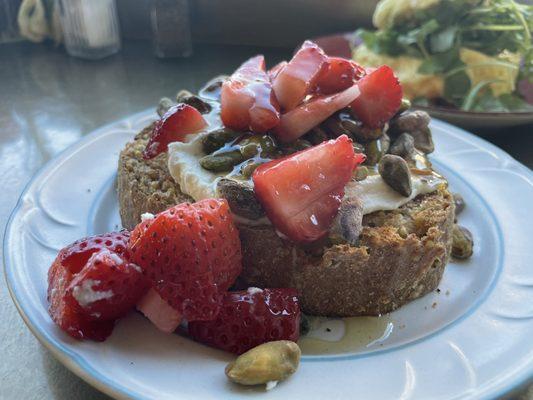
[253,135,365,243]
[47,231,142,341]
[60,231,130,273]
[315,57,366,95]
[268,61,287,81]
[273,84,361,143]
[48,257,114,341]
[143,104,207,159]
[128,199,242,322]
[221,55,280,133]
[66,249,148,321]
[272,40,328,111]
[350,65,402,129]
[188,288,300,354]
[137,288,182,333]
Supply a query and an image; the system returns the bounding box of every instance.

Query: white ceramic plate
[4,110,533,400]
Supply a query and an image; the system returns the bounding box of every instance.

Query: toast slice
[118,124,455,316]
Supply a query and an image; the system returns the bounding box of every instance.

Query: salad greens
[357,0,533,112]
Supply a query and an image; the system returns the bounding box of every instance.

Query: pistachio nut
[157,97,174,117]
[353,165,369,181]
[329,196,364,245]
[306,126,329,145]
[378,154,413,197]
[217,178,265,220]
[453,192,465,216]
[225,341,301,386]
[176,89,212,114]
[389,110,434,153]
[452,225,473,259]
[389,133,415,159]
[199,150,244,172]
[201,128,242,154]
[364,134,389,166]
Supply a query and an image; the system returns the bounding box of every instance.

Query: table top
[0,40,531,400]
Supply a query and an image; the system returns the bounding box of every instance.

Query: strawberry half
[48,231,147,341]
[272,40,328,111]
[188,288,300,354]
[143,104,207,159]
[315,57,366,95]
[128,199,242,322]
[350,65,402,129]
[253,135,365,243]
[221,55,280,133]
[273,84,361,143]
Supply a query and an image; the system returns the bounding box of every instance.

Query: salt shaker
[59,0,121,59]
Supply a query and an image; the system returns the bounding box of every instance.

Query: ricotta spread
[346,173,444,215]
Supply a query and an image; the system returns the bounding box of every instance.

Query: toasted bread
[118,125,455,316]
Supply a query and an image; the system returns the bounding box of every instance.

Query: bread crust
[118,126,455,316]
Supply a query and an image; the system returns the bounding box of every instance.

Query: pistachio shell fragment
[225,341,301,387]
[452,225,473,259]
[217,178,265,220]
[378,154,413,197]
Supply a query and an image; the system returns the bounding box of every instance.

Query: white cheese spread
[346,173,444,215]
[168,136,222,201]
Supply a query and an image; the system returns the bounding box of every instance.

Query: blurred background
[0,1,531,399]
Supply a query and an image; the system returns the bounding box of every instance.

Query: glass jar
[59,0,121,59]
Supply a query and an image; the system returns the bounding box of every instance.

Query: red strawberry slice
[315,57,366,95]
[350,65,402,129]
[272,40,328,111]
[66,249,148,321]
[253,135,365,243]
[48,257,114,341]
[60,231,130,273]
[221,55,280,133]
[143,104,207,159]
[268,60,287,81]
[128,199,242,322]
[188,288,301,354]
[48,231,144,341]
[273,84,361,143]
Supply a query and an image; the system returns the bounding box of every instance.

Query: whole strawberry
[128,198,242,322]
[188,288,301,354]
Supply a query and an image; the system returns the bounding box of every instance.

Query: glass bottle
[59,0,121,59]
